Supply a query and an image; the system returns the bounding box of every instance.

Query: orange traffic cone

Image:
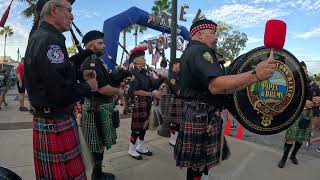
[236,124,243,140]
[224,111,231,136]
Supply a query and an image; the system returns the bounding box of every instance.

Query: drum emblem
[248,61,295,127]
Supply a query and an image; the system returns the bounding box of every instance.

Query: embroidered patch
[170,79,176,85]
[203,52,214,63]
[47,45,65,64]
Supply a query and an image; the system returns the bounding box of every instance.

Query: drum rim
[229,46,307,135]
[0,165,23,180]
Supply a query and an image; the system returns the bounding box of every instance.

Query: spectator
[0,68,9,109]
[16,58,29,111]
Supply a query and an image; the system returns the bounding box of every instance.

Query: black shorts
[17,81,25,94]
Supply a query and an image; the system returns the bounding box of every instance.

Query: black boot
[278,143,293,168]
[92,164,115,180]
[290,142,302,165]
[92,153,115,180]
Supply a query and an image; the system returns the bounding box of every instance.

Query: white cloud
[204,4,289,28]
[228,0,320,12]
[247,36,263,44]
[295,26,320,39]
[0,21,31,59]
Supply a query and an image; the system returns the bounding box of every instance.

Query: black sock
[138,129,146,141]
[202,166,208,175]
[186,168,201,180]
[93,152,104,167]
[291,142,302,158]
[282,142,293,159]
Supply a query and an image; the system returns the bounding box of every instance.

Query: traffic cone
[236,124,243,140]
[224,111,231,136]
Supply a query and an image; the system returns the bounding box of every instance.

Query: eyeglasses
[55,5,72,13]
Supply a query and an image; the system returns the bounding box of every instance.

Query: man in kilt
[24,0,98,179]
[127,47,164,160]
[175,19,276,180]
[80,30,126,180]
[167,58,183,146]
[278,61,320,168]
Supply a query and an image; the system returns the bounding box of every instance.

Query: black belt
[32,105,74,118]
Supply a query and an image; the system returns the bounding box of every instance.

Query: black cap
[190,19,217,37]
[82,30,104,46]
[129,50,145,64]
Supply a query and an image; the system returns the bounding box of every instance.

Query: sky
[0,0,320,73]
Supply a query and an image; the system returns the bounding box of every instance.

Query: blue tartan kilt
[174,104,223,169]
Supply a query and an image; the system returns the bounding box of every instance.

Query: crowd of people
[1,0,319,179]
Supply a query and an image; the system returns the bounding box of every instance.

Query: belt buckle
[47,124,55,131]
[43,107,51,114]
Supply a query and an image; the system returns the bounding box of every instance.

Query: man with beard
[174,19,276,180]
[80,30,126,180]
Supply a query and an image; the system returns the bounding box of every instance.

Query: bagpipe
[225,20,308,135]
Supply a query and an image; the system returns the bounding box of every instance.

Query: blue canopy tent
[102,6,191,70]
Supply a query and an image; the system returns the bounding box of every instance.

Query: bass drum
[227,46,307,135]
[0,166,23,180]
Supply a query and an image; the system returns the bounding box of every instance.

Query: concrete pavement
[0,89,319,180]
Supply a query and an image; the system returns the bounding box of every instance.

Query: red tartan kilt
[33,115,86,180]
[131,97,152,131]
[174,105,222,169]
[170,97,183,125]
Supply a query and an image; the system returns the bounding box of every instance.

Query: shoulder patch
[47,45,65,64]
[170,78,176,86]
[203,52,214,63]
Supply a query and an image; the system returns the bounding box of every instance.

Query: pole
[157,0,178,138]
[170,0,178,63]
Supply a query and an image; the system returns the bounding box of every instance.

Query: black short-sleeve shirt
[180,40,225,104]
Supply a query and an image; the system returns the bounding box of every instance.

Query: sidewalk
[0,89,319,180]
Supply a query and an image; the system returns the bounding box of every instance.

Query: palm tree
[151,0,172,16]
[151,0,172,68]
[0,25,14,63]
[17,0,45,37]
[120,26,133,66]
[133,24,147,46]
[17,0,37,18]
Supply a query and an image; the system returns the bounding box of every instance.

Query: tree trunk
[120,31,126,66]
[4,34,7,62]
[135,26,138,46]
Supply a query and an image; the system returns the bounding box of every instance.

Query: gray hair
[39,0,65,22]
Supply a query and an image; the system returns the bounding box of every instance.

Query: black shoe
[290,156,298,165]
[278,157,287,168]
[130,154,143,160]
[19,107,29,111]
[136,150,153,156]
[4,102,8,106]
[92,172,115,180]
[92,165,116,180]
